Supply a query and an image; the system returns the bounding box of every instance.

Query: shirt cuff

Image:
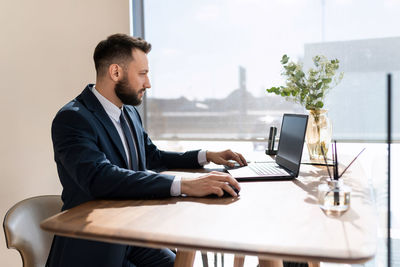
[198,150,208,166]
[170,176,182,196]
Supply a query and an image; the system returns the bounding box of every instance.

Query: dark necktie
[119,109,139,170]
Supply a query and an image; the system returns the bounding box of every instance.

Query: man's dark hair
[93,33,152,76]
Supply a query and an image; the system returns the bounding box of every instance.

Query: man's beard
[115,76,144,106]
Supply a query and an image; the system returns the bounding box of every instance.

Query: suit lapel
[78,85,129,168]
[124,106,146,170]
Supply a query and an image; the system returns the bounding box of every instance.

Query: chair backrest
[3,195,62,267]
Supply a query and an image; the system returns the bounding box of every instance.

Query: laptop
[228,113,308,181]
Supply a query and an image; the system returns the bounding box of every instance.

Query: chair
[3,195,62,267]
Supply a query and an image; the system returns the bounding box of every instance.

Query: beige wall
[0,0,130,265]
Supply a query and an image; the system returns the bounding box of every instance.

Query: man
[46,33,247,267]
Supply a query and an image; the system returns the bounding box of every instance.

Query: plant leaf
[295,70,305,79]
[316,101,324,108]
[322,78,332,84]
[281,54,289,64]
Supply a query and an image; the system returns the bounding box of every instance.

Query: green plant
[266,54,344,110]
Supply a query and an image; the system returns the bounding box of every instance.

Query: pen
[334,140,338,180]
[333,140,340,205]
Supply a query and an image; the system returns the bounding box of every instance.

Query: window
[135,1,400,266]
[143,0,399,142]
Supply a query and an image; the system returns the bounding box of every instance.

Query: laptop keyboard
[248,163,289,176]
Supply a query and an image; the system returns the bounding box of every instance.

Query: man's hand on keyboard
[206,149,247,168]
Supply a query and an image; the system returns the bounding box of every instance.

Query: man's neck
[94,81,123,108]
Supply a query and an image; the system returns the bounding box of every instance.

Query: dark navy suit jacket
[46,84,201,267]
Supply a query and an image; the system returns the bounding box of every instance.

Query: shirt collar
[91,85,122,122]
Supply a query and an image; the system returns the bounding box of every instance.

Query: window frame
[131,0,147,129]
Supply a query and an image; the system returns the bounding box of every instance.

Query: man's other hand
[181,171,241,197]
[206,149,247,168]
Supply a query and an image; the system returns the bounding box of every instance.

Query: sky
[143,0,400,100]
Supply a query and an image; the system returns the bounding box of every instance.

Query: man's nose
[145,76,151,89]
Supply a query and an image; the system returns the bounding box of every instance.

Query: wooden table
[41,163,376,267]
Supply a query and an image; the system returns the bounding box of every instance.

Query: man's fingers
[226,160,236,168]
[221,183,238,197]
[223,150,247,166]
[210,182,238,197]
[211,186,224,197]
[233,152,247,166]
[183,172,241,197]
[209,171,229,176]
[230,154,244,166]
[207,150,247,168]
[206,173,241,191]
[206,172,232,181]
[237,152,247,166]
[227,176,241,191]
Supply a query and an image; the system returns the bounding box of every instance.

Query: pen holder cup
[318,180,351,215]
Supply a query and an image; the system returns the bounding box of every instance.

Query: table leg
[174,250,196,267]
[258,258,283,267]
[307,262,320,267]
[233,255,245,267]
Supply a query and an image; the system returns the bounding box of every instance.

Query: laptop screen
[275,114,308,176]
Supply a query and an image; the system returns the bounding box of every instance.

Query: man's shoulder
[56,97,90,118]
[52,87,96,126]
[55,85,95,117]
[52,99,92,128]
[51,89,100,146]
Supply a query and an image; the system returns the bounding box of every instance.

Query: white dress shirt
[91,86,208,196]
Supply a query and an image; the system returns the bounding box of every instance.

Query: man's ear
[109,64,123,82]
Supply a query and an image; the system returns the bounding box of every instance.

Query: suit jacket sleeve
[52,108,175,200]
[143,127,202,170]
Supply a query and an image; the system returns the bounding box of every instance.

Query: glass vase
[318,179,351,215]
[305,109,332,160]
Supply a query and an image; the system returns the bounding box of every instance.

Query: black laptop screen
[275,114,308,176]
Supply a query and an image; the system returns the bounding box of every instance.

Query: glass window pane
[143,2,400,266]
[144,0,400,141]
